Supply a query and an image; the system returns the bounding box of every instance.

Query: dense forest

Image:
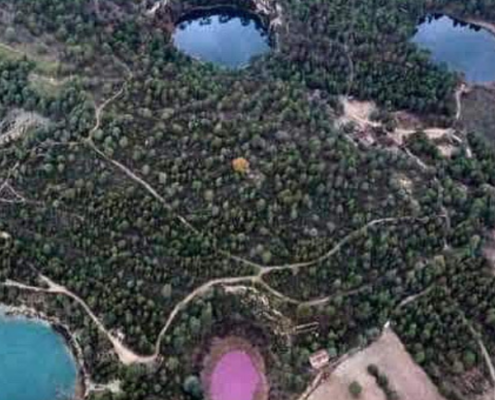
[2,0,495,399]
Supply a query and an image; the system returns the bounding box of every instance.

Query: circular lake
[173,8,271,69]
[413,15,495,82]
[0,313,78,400]
[203,337,268,400]
[210,350,260,400]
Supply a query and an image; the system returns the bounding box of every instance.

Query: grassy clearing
[0,41,60,75]
[0,41,68,96]
[28,74,70,96]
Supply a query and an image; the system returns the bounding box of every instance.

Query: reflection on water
[173,8,271,68]
[413,15,495,82]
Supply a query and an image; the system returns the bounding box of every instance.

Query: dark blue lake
[173,9,271,68]
[413,15,495,82]
[0,313,78,400]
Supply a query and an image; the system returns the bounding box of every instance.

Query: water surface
[173,8,270,68]
[413,15,495,82]
[0,313,77,400]
[210,350,260,400]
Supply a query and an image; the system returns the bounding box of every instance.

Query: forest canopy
[1,0,495,400]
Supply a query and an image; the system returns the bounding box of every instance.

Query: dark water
[413,15,495,82]
[173,8,271,68]
[0,313,77,400]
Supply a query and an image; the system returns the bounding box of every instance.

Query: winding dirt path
[395,286,435,311]
[88,123,441,276]
[444,290,495,398]
[89,85,127,137]
[151,276,258,357]
[80,74,449,364]
[457,304,495,398]
[0,212,433,366]
[3,276,155,365]
[455,84,467,121]
[86,140,201,235]
[0,56,452,370]
[260,216,435,273]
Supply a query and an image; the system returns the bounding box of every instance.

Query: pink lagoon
[203,337,268,400]
[211,350,260,400]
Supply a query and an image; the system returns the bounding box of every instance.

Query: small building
[309,349,330,370]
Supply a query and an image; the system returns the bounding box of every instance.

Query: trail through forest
[0,57,456,368]
[1,212,439,365]
[3,276,155,365]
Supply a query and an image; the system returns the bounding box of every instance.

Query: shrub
[349,381,363,398]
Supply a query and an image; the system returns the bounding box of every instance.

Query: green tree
[183,375,202,399]
[349,381,363,398]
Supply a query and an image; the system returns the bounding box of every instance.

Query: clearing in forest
[307,328,446,400]
[0,40,60,75]
[338,96,462,157]
[337,97,379,130]
[0,109,49,147]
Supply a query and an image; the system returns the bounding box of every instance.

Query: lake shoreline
[415,13,495,84]
[435,11,495,39]
[446,14,495,85]
[173,8,271,69]
[463,18,495,38]
[0,303,90,400]
[201,336,269,400]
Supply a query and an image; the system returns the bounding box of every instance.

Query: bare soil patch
[307,328,446,400]
[338,97,462,157]
[0,109,49,147]
[337,97,379,130]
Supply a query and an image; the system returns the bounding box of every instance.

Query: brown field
[307,328,446,400]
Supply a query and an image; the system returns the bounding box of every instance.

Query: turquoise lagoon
[0,312,78,400]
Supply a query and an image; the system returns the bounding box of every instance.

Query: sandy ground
[88,379,122,395]
[0,109,49,147]
[337,97,463,158]
[308,328,446,400]
[338,98,380,129]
